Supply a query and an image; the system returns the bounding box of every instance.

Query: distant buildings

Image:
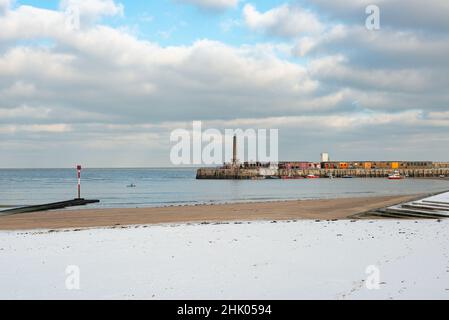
[220,137,447,173]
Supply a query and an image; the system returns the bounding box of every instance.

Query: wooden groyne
[0,198,100,216]
[196,168,449,180]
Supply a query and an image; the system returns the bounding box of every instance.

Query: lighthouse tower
[232,135,239,167]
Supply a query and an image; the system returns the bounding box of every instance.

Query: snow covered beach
[1,217,448,300]
[1,191,448,300]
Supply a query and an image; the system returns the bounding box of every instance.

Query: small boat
[342,175,353,179]
[388,172,404,180]
[306,174,319,179]
[281,176,304,180]
[127,183,137,188]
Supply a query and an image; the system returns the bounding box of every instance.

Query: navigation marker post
[76,165,82,199]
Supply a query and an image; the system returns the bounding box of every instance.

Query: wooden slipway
[0,199,100,217]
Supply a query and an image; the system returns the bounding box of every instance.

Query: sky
[0,0,449,168]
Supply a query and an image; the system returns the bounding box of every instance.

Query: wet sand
[0,194,421,231]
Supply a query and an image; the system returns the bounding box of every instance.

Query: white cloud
[0,81,36,97]
[177,0,239,11]
[295,25,449,66]
[294,24,346,56]
[206,110,436,131]
[309,0,449,31]
[220,18,241,32]
[308,54,443,94]
[0,123,71,134]
[0,4,319,122]
[0,105,50,120]
[0,0,13,15]
[1,1,449,166]
[243,3,324,38]
[60,0,123,25]
[288,18,449,116]
[1,3,448,121]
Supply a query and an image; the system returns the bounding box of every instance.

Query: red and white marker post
[76,165,82,199]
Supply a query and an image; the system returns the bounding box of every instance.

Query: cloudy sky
[1,0,448,168]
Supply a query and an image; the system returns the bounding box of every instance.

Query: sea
[0,168,448,210]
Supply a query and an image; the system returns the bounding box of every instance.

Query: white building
[321,153,330,162]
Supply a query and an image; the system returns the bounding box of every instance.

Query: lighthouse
[232,135,238,167]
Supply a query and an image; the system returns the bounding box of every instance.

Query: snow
[1,218,449,300]
[423,191,449,203]
[385,191,449,217]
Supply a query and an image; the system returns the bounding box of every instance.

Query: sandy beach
[0,194,420,231]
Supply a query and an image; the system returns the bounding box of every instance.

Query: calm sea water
[1,168,449,209]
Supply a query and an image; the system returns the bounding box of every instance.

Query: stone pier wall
[196,167,449,180]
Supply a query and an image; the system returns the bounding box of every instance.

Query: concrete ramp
[360,190,449,219]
